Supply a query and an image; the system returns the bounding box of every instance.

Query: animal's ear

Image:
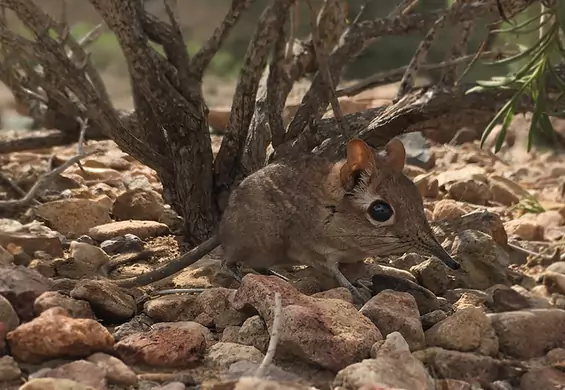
[384,138,406,172]
[340,139,376,190]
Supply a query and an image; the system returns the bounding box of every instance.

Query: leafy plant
[465,0,565,153]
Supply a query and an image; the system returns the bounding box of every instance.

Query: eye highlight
[368,200,394,222]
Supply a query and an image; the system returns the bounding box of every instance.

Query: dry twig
[255,292,283,378]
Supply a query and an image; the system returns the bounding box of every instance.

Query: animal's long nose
[430,242,461,270]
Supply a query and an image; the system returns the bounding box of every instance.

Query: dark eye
[368,200,394,222]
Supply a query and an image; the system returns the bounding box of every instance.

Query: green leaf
[490,8,553,34]
[495,106,515,152]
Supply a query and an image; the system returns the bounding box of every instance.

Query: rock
[114,324,206,367]
[413,347,508,384]
[19,378,98,390]
[88,220,168,241]
[70,280,136,322]
[44,360,106,390]
[333,332,433,390]
[489,286,531,312]
[488,309,565,359]
[451,230,511,290]
[112,188,165,221]
[414,174,439,199]
[425,307,499,356]
[111,314,153,342]
[237,315,270,353]
[0,265,52,321]
[547,261,565,274]
[434,379,472,390]
[34,199,111,236]
[371,274,440,314]
[541,271,565,295]
[151,321,214,343]
[452,292,488,312]
[207,377,311,390]
[431,211,508,248]
[144,294,198,322]
[410,258,452,295]
[69,241,110,271]
[0,245,14,266]
[446,179,491,205]
[0,355,21,382]
[547,347,565,363]
[34,291,95,319]
[100,234,144,255]
[0,294,19,332]
[311,287,354,303]
[360,290,425,351]
[436,166,487,188]
[6,307,114,363]
[488,176,526,206]
[398,132,435,170]
[420,310,447,330]
[231,274,381,372]
[86,352,138,387]
[0,228,63,257]
[520,368,565,390]
[194,288,248,330]
[389,253,424,271]
[205,342,264,370]
[504,219,544,241]
[536,210,564,228]
[432,200,467,221]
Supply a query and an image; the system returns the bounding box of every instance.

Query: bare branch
[305,0,349,139]
[255,292,282,378]
[214,0,296,201]
[191,0,252,76]
[439,20,474,87]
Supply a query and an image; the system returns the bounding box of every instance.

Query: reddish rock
[0,265,52,321]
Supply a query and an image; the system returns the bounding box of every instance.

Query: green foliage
[466,2,565,152]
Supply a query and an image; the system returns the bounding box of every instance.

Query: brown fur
[219,138,459,302]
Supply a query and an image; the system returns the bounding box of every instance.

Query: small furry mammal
[114,138,460,303]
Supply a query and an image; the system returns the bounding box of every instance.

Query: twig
[439,20,474,87]
[0,171,40,205]
[336,51,504,97]
[255,292,282,378]
[391,0,419,16]
[285,1,298,61]
[0,121,94,209]
[304,0,349,139]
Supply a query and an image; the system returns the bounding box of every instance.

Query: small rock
[452,292,488,312]
[451,230,511,290]
[231,274,382,372]
[87,352,138,387]
[311,287,354,303]
[414,174,439,199]
[237,315,270,353]
[100,234,144,255]
[413,347,507,384]
[71,280,136,322]
[488,309,565,359]
[76,235,96,245]
[504,219,544,241]
[151,321,214,343]
[88,220,169,241]
[371,274,440,314]
[0,355,21,382]
[112,188,165,221]
[489,286,531,312]
[520,367,565,390]
[433,200,468,221]
[69,241,110,271]
[19,378,98,390]
[425,307,499,356]
[44,360,107,390]
[446,179,491,205]
[112,314,153,342]
[0,293,19,332]
[547,347,565,364]
[0,228,63,257]
[0,245,14,266]
[115,325,206,367]
[547,261,565,274]
[0,265,52,321]
[34,291,95,319]
[34,199,112,236]
[488,176,525,206]
[194,288,248,330]
[434,379,472,390]
[205,342,264,370]
[389,253,424,271]
[420,310,447,330]
[410,257,452,295]
[333,332,433,390]
[6,307,114,363]
[360,290,425,351]
[144,294,198,322]
[436,166,487,188]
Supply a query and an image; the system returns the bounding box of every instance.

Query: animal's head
[329,138,460,270]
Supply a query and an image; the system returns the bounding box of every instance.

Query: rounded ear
[339,139,376,190]
[384,138,406,172]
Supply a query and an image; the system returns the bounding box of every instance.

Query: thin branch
[0,122,95,210]
[191,0,252,76]
[255,292,282,378]
[439,20,474,87]
[304,0,349,139]
[336,51,505,97]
